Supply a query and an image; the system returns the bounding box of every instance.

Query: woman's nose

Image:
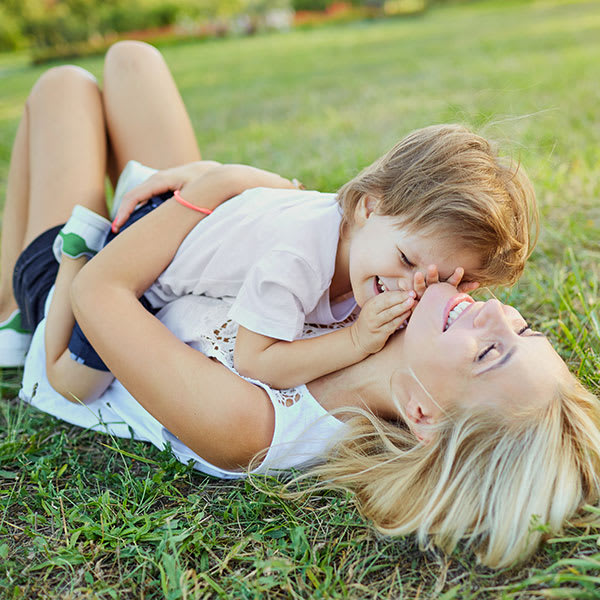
[473,299,510,330]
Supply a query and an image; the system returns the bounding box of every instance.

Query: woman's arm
[112,161,297,231]
[71,165,291,468]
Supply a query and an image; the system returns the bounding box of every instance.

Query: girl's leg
[103,41,201,184]
[17,65,114,400]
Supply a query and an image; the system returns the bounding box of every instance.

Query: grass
[1,0,599,596]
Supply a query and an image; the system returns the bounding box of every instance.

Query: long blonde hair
[296,375,600,568]
[337,124,538,286]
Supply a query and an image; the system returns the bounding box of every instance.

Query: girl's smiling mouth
[374,276,388,295]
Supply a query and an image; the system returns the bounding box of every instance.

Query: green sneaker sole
[59,230,96,259]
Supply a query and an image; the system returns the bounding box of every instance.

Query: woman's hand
[111,160,222,232]
[177,163,298,208]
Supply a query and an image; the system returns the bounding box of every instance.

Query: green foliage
[0,5,25,51]
[293,0,330,11]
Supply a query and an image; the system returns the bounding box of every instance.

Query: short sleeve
[228,251,324,341]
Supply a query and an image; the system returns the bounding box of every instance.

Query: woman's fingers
[111,161,223,233]
[112,172,176,232]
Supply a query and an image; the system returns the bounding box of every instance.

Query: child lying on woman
[53,124,536,392]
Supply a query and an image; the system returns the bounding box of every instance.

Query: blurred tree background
[0,0,428,62]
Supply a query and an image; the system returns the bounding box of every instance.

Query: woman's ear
[353,194,378,225]
[405,400,434,442]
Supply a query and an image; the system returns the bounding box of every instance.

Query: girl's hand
[111,160,221,232]
[413,265,480,299]
[350,290,416,356]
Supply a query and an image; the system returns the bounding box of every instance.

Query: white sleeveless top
[20,293,350,479]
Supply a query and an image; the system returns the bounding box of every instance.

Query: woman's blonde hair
[298,375,600,569]
[337,124,538,286]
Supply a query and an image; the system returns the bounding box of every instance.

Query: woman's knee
[104,40,165,81]
[28,65,100,109]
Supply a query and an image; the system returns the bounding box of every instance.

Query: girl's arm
[234,285,415,389]
[70,165,290,468]
[235,326,365,389]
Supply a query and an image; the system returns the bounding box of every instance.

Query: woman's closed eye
[477,343,497,361]
[477,323,532,362]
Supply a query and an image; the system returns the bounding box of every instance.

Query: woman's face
[399,283,569,436]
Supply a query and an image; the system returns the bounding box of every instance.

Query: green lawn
[1,0,600,597]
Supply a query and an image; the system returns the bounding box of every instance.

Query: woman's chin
[407,282,461,334]
[420,281,459,301]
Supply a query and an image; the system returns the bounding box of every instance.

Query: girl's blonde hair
[298,375,600,569]
[337,124,538,286]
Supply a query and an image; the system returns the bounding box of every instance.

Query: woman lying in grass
[4,41,600,569]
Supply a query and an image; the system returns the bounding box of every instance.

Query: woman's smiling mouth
[443,294,474,331]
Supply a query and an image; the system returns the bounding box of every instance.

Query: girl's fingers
[458,280,480,293]
[391,310,412,331]
[413,271,426,298]
[425,264,439,285]
[446,267,464,288]
[375,296,415,326]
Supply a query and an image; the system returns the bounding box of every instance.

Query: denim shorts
[69,193,170,371]
[14,192,170,371]
[14,225,63,332]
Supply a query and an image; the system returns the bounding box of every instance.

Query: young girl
[56,123,536,391]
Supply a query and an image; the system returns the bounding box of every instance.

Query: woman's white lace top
[20,292,350,479]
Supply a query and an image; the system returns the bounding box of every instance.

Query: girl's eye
[517,324,530,335]
[477,343,497,361]
[399,251,415,268]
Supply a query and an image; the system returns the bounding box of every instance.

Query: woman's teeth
[376,277,386,293]
[444,301,471,331]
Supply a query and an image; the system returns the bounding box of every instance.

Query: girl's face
[347,198,481,307]
[398,283,569,439]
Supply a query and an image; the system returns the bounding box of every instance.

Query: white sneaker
[52,205,112,263]
[110,160,158,221]
[0,309,32,367]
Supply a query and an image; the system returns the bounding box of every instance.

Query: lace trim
[197,306,357,408]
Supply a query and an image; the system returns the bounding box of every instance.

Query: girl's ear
[354,194,378,225]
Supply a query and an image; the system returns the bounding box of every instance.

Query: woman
[3,41,600,569]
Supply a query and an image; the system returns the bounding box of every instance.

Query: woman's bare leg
[16,65,115,401]
[103,41,201,185]
[0,117,30,322]
[48,42,201,401]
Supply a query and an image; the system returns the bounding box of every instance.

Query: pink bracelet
[173,190,213,215]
